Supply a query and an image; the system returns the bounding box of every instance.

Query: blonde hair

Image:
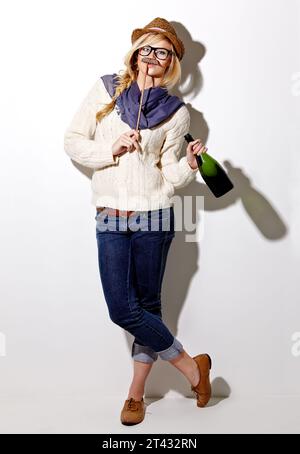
[95,32,182,124]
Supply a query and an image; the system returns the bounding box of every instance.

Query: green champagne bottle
[184,133,234,198]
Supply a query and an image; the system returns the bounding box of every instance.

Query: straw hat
[131,17,185,61]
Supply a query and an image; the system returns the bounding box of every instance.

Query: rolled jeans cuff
[157,337,184,361]
[131,342,159,363]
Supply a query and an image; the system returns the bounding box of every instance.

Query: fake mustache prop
[135,57,159,137]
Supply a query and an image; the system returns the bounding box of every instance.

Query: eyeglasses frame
[137,45,175,61]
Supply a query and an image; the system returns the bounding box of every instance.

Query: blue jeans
[95,206,184,363]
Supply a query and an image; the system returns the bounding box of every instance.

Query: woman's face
[135,38,173,79]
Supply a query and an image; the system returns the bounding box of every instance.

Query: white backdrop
[1,0,300,425]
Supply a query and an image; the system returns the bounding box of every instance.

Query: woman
[64,17,212,426]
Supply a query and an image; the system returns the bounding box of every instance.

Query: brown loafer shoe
[120,397,146,425]
[191,353,212,407]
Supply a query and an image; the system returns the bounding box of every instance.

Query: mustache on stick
[141,57,159,65]
[134,58,158,151]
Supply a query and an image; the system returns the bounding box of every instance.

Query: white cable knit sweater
[64,77,198,211]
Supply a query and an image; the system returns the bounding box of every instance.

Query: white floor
[0,393,299,434]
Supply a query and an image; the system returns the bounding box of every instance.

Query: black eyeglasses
[138,45,174,61]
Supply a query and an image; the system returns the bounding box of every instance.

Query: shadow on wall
[170,20,287,240]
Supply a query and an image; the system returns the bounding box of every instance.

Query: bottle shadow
[125,20,288,400]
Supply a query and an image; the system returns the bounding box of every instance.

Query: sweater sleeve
[63,78,119,169]
[159,105,198,189]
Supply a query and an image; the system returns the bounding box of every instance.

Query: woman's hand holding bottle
[112,130,141,160]
[186,139,207,170]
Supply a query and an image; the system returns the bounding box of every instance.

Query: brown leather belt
[96,206,136,218]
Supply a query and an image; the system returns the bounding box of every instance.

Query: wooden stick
[135,63,148,134]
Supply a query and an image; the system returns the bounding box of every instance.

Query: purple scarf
[100,73,185,130]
